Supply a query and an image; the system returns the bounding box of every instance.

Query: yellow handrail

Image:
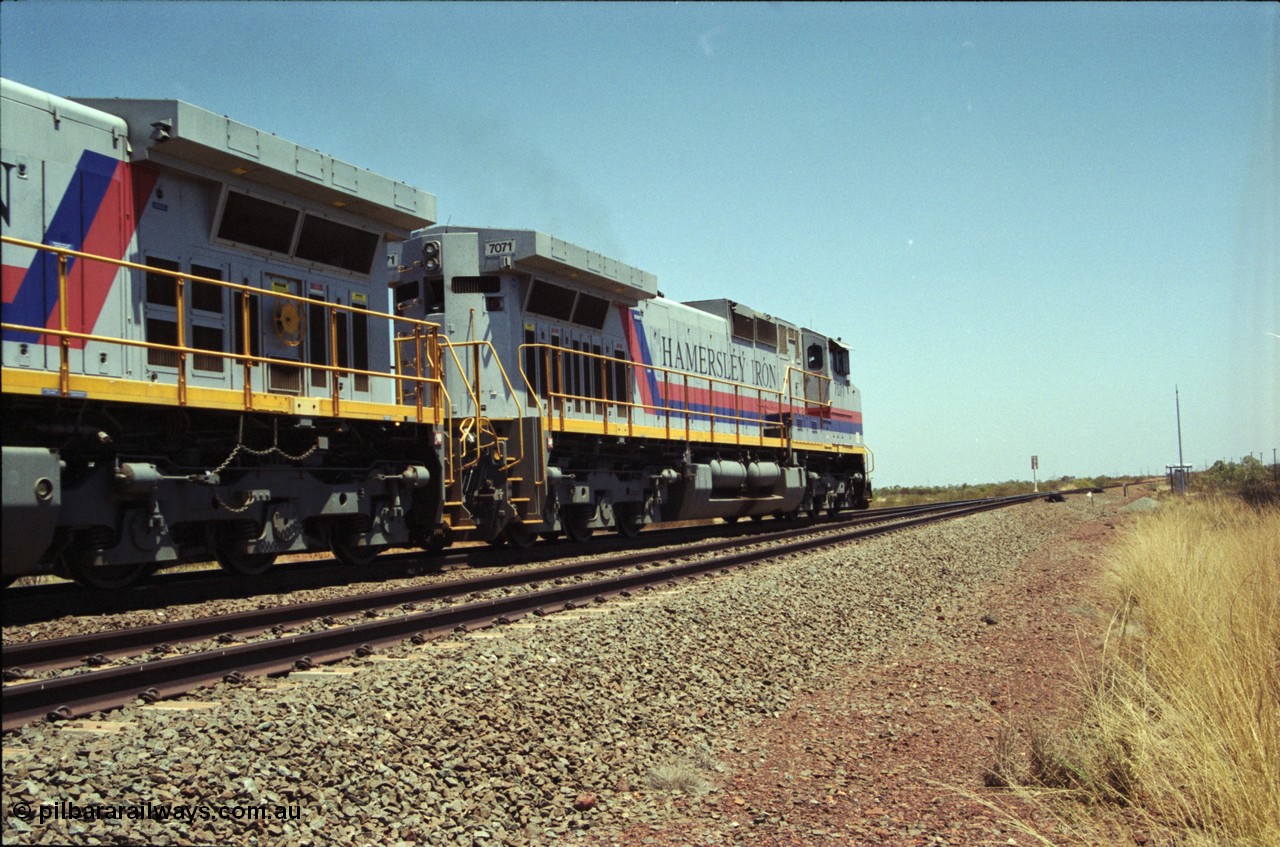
[2,235,445,421]
[782,365,836,415]
[437,339,528,473]
[516,342,793,448]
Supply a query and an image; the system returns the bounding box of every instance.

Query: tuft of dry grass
[982,722,1021,789]
[992,497,1280,845]
[644,763,712,796]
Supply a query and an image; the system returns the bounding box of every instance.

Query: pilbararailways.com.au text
[11,800,303,825]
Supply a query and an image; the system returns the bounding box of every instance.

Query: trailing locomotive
[389,227,872,549]
[2,77,872,589]
[1,78,446,588]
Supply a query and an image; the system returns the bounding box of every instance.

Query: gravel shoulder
[600,494,1141,847]
[2,492,1143,846]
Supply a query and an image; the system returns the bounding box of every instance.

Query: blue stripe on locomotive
[4,150,120,344]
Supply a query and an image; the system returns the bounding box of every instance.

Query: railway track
[2,499,1023,625]
[2,494,1043,732]
[2,498,1027,664]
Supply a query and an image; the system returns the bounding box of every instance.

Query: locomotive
[1,78,445,588]
[389,227,873,549]
[1,77,872,589]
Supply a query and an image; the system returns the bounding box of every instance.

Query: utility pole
[1176,385,1184,469]
[1168,386,1191,495]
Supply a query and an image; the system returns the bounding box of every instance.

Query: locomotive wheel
[416,527,452,555]
[63,529,153,590]
[562,509,593,544]
[64,554,153,590]
[613,504,643,539]
[330,530,382,567]
[505,522,537,550]
[828,495,845,518]
[212,524,278,576]
[214,546,278,577]
[324,516,383,567]
[722,515,740,525]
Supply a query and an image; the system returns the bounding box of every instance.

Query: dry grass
[644,763,712,796]
[995,497,1280,845]
[1091,497,1279,843]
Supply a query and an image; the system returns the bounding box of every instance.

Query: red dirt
[600,494,1152,847]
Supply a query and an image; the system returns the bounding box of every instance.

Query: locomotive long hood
[429,226,659,301]
[74,96,436,237]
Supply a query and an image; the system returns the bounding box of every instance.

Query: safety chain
[214,492,256,514]
[209,441,321,513]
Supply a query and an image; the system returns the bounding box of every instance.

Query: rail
[0,495,1039,637]
[1,235,446,423]
[0,493,1044,732]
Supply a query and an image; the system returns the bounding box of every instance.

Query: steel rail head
[5,500,996,669]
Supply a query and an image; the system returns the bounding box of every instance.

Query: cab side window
[806,343,825,371]
[830,347,849,376]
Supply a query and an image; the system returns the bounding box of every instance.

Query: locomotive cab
[795,328,870,510]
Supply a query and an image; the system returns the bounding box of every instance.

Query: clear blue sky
[3,1,1275,486]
